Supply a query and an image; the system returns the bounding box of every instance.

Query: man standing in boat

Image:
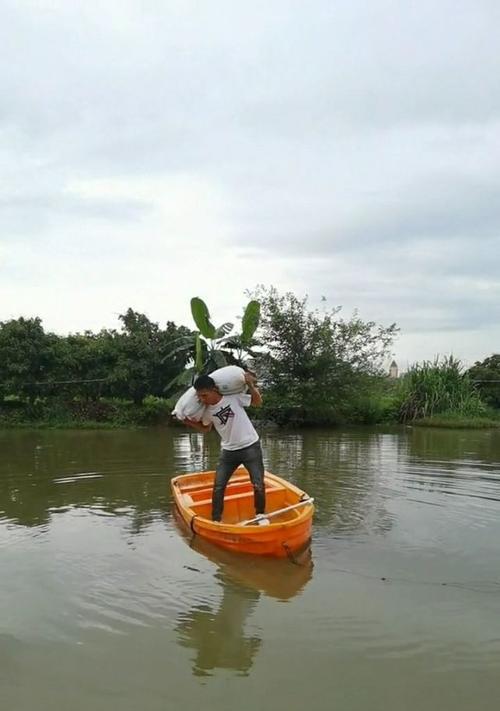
[183,371,265,522]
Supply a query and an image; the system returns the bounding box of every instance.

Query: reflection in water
[176,579,262,677]
[399,427,500,508]
[174,512,313,675]
[407,426,500,465]
[262,429,397,536]
[7,426,497,541]
[176,511,314,600]
[0,430,171,529]
[0,429,221,531]
[0,427,407,538]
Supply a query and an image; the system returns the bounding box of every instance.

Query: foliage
[108,309,195,404]
[190,296,261,370]
[190,297,217,339]
[397,356,487,422]
[343,378,401,425]
[241,300,261,347]
[466,354,500,409]
[0,311,194,406]
[165,297,261,396]
[0,396,173,428]
[249,286,398,425]
[4,295,495,430]
[0,317,58,402]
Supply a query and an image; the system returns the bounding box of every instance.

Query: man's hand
[183,418,212,433]
[244,371,262,407]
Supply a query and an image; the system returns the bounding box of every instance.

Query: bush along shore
[412,413,500,429]
[2,392,499,430]
[396,356,500,429]
[0,396,175,429]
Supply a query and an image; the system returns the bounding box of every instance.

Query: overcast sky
[2,0,499,369]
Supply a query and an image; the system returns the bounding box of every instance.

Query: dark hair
[193,374,217,391]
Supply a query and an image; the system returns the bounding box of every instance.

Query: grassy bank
[414,412,500,429]
[0,396,175,429]
[2,383,499,431]
[392,357,500,429]
[0,418,148,430]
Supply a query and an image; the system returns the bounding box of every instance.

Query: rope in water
[327,565,500,595]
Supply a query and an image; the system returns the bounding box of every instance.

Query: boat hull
[171,469,314,558]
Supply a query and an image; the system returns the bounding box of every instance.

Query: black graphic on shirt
[214,405,235,425]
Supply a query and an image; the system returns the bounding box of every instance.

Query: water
[1,425,500,710]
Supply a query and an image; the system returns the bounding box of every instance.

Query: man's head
[193,375,222,406]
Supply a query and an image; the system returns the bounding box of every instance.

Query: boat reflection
[189,532,313,601]
[174,512,313,676]
[173,508,314,600]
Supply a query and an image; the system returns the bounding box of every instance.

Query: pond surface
[1,425,500,710]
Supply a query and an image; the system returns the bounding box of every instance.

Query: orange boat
[171,468,314,558]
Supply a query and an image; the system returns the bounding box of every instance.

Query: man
[183,371,265,522]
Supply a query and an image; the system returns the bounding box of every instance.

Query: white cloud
[1,0,500,366]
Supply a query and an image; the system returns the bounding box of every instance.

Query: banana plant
[215,300,261,362]
[164,297,261,397]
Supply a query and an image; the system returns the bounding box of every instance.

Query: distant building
[388,360,399,379]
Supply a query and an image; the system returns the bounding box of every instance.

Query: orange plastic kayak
[171,468,314,558]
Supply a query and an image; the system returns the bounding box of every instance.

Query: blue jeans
[212,440,266,521]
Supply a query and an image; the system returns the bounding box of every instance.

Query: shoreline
[2,416,500,431]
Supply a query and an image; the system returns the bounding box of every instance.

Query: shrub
[397,356,486,422]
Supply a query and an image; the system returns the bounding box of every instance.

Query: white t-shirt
[202,393,259,451]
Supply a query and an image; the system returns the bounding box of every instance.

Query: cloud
[1,0,499,366]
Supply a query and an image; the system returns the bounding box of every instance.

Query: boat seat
[189,485,287,510]
[177,470,279,493]
[179,473,249,492]
[187,480,284,503]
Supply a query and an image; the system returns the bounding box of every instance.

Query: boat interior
[176,470,301,524]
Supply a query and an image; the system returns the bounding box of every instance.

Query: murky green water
[2,425,500,710]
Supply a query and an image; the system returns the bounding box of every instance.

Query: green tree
[467,354,500,409]
[48,330,119,400]
[0,317,56,401]
[109,309,195,404]
[250,286,398,425]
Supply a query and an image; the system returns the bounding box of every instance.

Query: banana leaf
[191,298,216,339]
[241,300,260,345]
[215,322,234,339]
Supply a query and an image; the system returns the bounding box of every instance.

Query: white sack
[211,365,246,394]
[171,387,206,422]
[172,366,247,421]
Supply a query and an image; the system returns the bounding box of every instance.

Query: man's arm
[184,418,212,433]
[244,372,263,407]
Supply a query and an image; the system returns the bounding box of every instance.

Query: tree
[0,317,56,401]
[249,286,398,425]
[109,309,195,404]
[467,355,500,409]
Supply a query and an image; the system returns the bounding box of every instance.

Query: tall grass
[398,356,486,422]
